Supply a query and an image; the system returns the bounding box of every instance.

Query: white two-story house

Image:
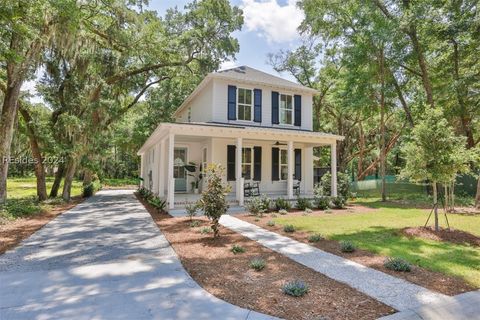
[138,66,343,210]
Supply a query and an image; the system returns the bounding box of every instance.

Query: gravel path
[219,214,453,312]
[0,190,276,320]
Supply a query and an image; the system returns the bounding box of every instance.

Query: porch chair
[244,181,260,197]
[293,180,301,196]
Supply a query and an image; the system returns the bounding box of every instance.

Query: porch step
[168,206,246,217]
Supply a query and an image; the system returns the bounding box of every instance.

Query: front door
[174,148,187,192]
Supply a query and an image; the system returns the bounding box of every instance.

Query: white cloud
[241,0,303,43]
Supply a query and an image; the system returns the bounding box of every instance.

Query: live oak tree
[400,108,472,231]
[35,0,242,201]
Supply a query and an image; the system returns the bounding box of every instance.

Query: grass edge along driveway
[274,201,480,287]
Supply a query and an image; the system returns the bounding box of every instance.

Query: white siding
[175,81,214,123]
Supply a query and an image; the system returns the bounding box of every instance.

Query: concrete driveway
[0,190,275,320]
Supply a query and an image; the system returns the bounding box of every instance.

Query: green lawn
[7,177,83,199]
[274,199,480,287]
[1,177,83,221]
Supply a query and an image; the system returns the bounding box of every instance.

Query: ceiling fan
[273,141,287,146]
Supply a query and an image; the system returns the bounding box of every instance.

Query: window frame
[237,87,254,122]
[202,147,207,174]
[279,93,294,125]
[279,148,288,181]
[241,147,254,180]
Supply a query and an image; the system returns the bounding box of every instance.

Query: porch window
[280,149,288,180]
[237,88,253,121]
[279,94,293,125]
[242,147,253,180]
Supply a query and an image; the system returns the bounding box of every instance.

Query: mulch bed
[137,195,395,320]
[238,212,476,296]
[402,226,480,247]
[0,196,84,254]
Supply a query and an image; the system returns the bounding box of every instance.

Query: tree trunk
[0,81,23,204]
[19,105,47,201]
[379,46,387,202]
[50,162,65,198]
[475,178,480,209]
[62,158,77,201]
[433,182,439,231]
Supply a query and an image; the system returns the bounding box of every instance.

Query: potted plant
[184,162,203,194]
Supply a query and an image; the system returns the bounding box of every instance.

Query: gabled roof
[173,65,317,117]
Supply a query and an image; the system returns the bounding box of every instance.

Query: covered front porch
[138,122,343,210]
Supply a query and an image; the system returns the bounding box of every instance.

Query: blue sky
[148,0,303,79]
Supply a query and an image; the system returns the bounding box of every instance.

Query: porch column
[167,133,175,209]
[153,143,160,194]
[140,154,144,187]
[287,141,294,199]
[236,137,243,201]
[158,140,165,197]
[331,142,338,197]
[304,147,314,194]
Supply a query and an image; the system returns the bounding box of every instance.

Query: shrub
[331,196,347,209]
[138,187,153,200]
[308,233,323,243]
[82,181,101,198]
[283,224,295,233]
[340,240,356,253]
[319,172,350,198]
[200,227,212,234]
[0,198,41,220]
[314,196,330,210]
[275,197,291,211]
[270,213,278,218]
[231,244,245,254]
[249,258,266,271]
[324,209,333,214]
[185,203,199,221]
[259,194,272,212]
[384,257,412,272]
[246,197,266,217]
[189,220,201,228]
[304,208,313,214]
[266,220,275,227]
[148,196,166,211]
[197,164,231,237]
[282,280,309,297]
[295,197,312,210]
[278,209,288,215]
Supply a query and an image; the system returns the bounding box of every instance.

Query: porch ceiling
[138,122,344,154]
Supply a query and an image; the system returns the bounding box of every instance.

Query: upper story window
[237,88,253,121]
[280,94,293,125]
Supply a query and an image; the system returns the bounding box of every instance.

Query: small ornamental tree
[400,108,472,231]
[198,163,231,238]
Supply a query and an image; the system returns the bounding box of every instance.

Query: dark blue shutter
[228,85,237,120]
[254,89,262,123]
[271,91,279,124]
[227,145,236,181]
[294,149,301,180]
[294,95,301,126]
[253,146,262,181]
[272,147,279,181]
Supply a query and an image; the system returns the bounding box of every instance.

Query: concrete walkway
[219,215,454,312]
[0,190,276,320]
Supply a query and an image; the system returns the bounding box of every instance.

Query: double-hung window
[279,94,293,125]
[237,88,253,121]
[280,149,288,180]
[242,147,253,180]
